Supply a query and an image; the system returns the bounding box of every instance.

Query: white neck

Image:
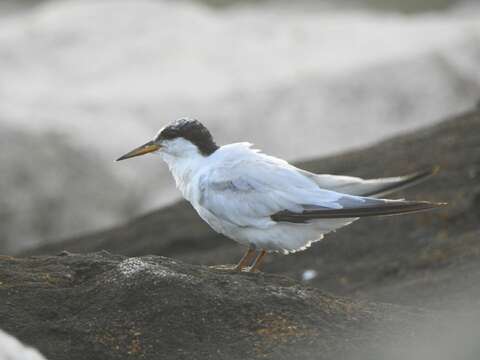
[161,151,206,200]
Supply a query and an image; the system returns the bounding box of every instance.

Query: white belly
[194,203,356,254]
[168,156,356,254]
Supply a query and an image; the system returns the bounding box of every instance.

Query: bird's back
[188,142,443,253]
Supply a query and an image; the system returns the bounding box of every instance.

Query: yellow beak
[116,141,161,161]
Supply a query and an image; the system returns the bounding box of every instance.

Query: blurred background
[0,0,479,254]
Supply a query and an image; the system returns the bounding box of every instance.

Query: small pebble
[302,270,318,281]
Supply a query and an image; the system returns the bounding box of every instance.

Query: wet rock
[0,252,435,360]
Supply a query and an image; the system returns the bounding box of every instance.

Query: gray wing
[197,166,348,228]
[199,144,443,227]
[299,167,439,197]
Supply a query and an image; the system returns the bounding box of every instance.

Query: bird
[116,118,445,272]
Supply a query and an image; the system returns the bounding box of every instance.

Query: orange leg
[234,247,257,271]
[248,250,267,273]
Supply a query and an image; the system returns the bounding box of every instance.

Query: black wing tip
[431,165,441,175]
[424,200,448,209]
[362,166,441,197]
[408,200,447,211]
[377,199,448,212]
[405,165,441,183]
[271,200,447,223]
[417,165,440,178]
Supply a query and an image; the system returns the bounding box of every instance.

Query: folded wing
[199,144,443,228]
[299,167,438,197]
[271,198,444,223]
[198,147,352,228]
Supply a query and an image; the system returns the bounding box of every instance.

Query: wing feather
[299,167,438,197]
[271,199,445,223]
[198,144,443,228]
[198,144,351,228]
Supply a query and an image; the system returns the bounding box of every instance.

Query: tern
[117,118,445,272]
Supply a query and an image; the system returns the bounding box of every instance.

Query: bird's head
[116,118,219,162]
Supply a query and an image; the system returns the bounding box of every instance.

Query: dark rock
[24,108,480,309]
[0,329,46,360]
[0,252,436,360]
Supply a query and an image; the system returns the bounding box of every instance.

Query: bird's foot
[208,264,242,272]
[209,248,265,273]
[209,264,259,273]
[244,266,261,273]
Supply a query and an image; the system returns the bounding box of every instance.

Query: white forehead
[160,137,200,158]
[163,137,195,147]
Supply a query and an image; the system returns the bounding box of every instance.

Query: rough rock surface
[0,252,437,360]
[0,329,46,360]
[6,109,480,359]
[26,108,480,310]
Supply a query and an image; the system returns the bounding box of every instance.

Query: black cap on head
[155,118,219,156]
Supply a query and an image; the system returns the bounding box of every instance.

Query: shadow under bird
[117,118,445,272]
